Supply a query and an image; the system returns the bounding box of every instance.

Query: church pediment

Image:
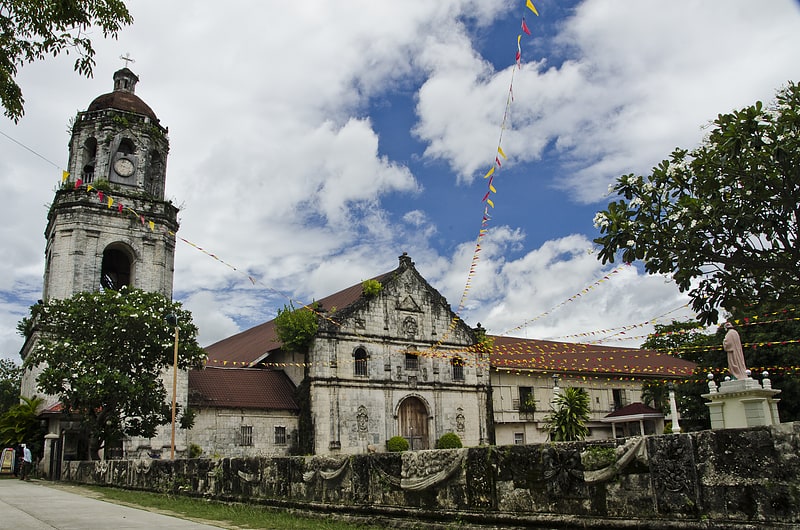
[397,294,421,312]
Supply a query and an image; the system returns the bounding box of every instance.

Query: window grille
[274,426,287,445]
[239,425,253,446]
[451,357,464,381]
[514,432,525,445]
[405,352,419,371]
[354,347,368,376]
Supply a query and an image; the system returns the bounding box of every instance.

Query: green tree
[0,358,22,414]
[0,0,133,122]
[0,395,45,455]
[545,387,590,442]
[641,321,717,431]
[594,82,800,325]
[723,303,800,422]
[22,287,205,459]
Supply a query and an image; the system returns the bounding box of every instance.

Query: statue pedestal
[703,378,781,429]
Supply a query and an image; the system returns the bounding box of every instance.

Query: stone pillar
[668,382,681,433]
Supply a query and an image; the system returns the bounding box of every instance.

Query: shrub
[275,302,318,352]
[386,436,409,452]
[581,446,616,471]
[187,443,203,459]
[436,432,462,449]
[361,279,382,297]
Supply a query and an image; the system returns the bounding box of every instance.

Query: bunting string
[501,265,627,335]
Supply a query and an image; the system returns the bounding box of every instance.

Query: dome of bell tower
[67,66,169,200]
[86,67,159,122]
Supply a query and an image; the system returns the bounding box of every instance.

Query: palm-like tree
[0,395,44,451]
[545,387,590,441]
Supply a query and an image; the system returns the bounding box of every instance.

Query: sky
[2,0,800,362]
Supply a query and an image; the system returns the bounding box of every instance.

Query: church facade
[199,253,491,456]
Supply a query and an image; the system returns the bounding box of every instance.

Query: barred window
[274,425,287,445]
[451,357,464,381]
[405,352,419,371]
[354,347,368,377]
[514,432,525,445]
[239,425,253,446]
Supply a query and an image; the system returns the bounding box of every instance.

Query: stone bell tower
[21,67,186,466]
[42,67,178,300]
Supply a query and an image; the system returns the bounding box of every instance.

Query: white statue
[722,322,748,380]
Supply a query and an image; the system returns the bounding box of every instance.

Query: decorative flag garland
[425,1,540,355]
[54,172,800,381]
[501,265,627,336]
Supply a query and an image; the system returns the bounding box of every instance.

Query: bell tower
[42,67,178,301]
[21,67,188,464]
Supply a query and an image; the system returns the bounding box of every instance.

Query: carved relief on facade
[456,408,465,433]
[402,316,418,338]
[356,405,369,434]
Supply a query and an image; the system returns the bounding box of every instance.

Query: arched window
[101,246,132,290]
[146,150,164,197]
[117,138,135,155]
[82,137,97,183]
[451,357,465,381]
[354,347,368,377]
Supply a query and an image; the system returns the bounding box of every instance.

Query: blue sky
[2,0,800,361]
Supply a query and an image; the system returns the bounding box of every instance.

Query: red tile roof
[189,367,299,410]
[489,335,696,379]
[204,270,395,367]
[203,254,696,380]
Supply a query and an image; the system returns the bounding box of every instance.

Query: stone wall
[61,423,800,529]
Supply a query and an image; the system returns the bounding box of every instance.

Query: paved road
[0,478,223,529]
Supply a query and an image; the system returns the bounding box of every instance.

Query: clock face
[114,157,135,177]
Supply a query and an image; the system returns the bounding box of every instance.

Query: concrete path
[0,478,223,529]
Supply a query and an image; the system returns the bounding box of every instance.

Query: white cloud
[3,0,797,360]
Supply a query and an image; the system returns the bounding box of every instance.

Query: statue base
[702,378,781,429]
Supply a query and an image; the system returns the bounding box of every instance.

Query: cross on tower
[120,53,135,68]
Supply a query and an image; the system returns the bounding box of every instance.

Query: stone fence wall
[62,424,800,529]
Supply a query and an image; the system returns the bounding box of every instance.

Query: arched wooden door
[398,396,429,450]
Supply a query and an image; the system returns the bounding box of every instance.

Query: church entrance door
[398,396,429,450]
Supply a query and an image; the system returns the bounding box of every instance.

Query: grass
[63,484,388,530]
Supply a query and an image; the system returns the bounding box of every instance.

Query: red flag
[75,178,83,189]
[495,156,502,167]
[522,18,531,35]
[118,203,123,213]
[98,191,104,201]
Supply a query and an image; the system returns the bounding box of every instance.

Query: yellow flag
[483,166,495,179]
[62,170,69,182]
[148,221,155,232]
[497,146,507,159]
[107,197,113,208]
[489,183,497,193]
[487,198,495,208]
[86,185,93,192]
[526,0,539,15]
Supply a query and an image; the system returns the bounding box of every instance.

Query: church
[197,251,491,456]
[20,68,695,470]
